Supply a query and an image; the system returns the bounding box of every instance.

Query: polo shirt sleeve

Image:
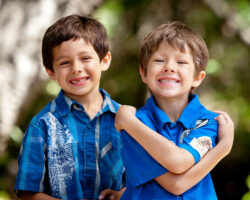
[179,118,218,164]
[121,113,168,188]
[14,118,47,194]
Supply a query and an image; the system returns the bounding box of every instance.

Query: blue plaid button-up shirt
[14,89,124,200]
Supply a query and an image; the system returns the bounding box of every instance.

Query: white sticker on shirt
[190,136,212,158]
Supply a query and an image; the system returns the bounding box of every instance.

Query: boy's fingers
[110,195,116,200]
[214,110,232,122]
[215,114,227,125]
[98,189,112,199]
[213,110,228,115]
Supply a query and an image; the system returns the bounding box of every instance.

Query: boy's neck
[81,92,103,120]
[154,94,189,122]
[65,89,104,120]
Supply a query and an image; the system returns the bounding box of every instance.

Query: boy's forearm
[122,114,194,174]
[155,140,229,195]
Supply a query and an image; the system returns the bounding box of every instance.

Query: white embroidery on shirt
[190,136,212,158]
[179,119,209,143]
[42,113,75,198]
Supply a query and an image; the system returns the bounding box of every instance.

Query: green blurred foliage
[242,175,250,200]
[1,0,249,199]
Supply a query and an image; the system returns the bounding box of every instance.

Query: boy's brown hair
[139,22,209,76]
[42,14,109,72]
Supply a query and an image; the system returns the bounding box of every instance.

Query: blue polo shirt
[15,89,124,200]
[121,94,218,200]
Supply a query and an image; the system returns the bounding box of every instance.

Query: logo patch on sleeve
[190,136,212,158]
[179,119,209,143]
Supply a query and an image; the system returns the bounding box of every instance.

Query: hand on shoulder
[115,105,137,132]
[214,110,234,155]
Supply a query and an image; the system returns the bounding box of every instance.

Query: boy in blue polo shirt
[115,22,234,199]
[14,14,125,200]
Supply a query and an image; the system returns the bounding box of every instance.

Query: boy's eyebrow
[54,51,92,61]
[54,56,68,62]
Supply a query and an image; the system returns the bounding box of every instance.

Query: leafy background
[0,0,249,199]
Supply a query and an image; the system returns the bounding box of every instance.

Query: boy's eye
[81,57,91,61]
[59,61,70,66]
[177,61,187,65]
[154,59,164,63]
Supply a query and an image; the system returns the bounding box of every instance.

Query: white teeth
[71,77,87,83]
[160,79,177,83]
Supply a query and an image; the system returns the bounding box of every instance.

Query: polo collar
[145,95,172,132]
[145,94,205,130]
[55,89,118,117]
[177,94,205,129]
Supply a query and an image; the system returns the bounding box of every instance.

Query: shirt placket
[83,119,97,198]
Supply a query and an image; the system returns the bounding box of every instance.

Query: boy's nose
[163,63,175,73]
[71,62,83,74]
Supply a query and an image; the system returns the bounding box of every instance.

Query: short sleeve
[14,119,47,194]
[121,111,168,188]
[179,119,218,163]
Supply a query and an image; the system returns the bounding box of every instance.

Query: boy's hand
[115,105,137,132]
[98,188,126,200]
[214,110,234,155]
[98,189,117,200]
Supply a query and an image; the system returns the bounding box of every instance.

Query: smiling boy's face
[140,42,205,101]
[46,38,111,102]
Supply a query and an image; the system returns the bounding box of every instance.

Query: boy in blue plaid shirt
[14,14,125,200]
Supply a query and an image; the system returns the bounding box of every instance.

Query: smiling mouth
[158,78,180,84]
[159,79,178,83]
[69,77,89,85]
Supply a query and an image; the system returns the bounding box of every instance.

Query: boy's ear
[192,70,206,88]
[46,68,56,80]
[139,66,147,84]
[101,51,111,72]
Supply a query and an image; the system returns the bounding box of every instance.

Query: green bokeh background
[0,0,249,199]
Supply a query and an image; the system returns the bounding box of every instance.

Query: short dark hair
[42,14,109,71]
[139,22,209,76]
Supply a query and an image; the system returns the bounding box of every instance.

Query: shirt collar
[55,89,118,117]
[145,94,205,130]
[55,90,74,117]
[178,94,205,129]
[99,88,119,114]
[145,95,172,131]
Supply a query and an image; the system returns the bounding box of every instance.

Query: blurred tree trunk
[203,0,250,45]
[0,0,103,155]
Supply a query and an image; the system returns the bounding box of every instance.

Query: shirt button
[87,124,91,129]
[86,179,90,186]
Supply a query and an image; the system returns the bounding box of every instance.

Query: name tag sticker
[190,136,212,158]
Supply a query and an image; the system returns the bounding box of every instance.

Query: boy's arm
[115,105,195,174]
[15,123,50,199]
[155,111,234,195]
[20,191,60,200]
